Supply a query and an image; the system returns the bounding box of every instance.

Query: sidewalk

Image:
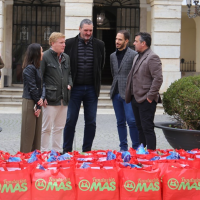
[0,108,173,155]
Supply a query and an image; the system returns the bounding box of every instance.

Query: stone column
[140,0,150,32]
[0,0,5,88]
[194,17,200,72]
[60,0,65,34]
[150,0,182,93]
[64,0,93,39]
[4,0,13,87]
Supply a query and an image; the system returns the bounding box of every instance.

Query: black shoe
[63,149,71,154]
[0,127,2,132]
[82,149,91,153]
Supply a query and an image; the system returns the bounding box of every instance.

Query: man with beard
[63,19,105,153]
[110,30,139,151]
[125,32,163,150]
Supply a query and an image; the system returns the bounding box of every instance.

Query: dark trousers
[63,85,98,152]
[112,94,139,150]
[131,97,157,150]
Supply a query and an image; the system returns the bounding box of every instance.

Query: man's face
[115,33,128,50]
[52,37,66,54]
[79,24,93,42]
[133,35,144,53]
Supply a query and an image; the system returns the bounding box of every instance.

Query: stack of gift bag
[0,144,200,200]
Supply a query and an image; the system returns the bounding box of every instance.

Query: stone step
[0,87,110,96]
[0,96,163,104]
[0,86,164,111]
[0,95,22,102]
[0,102,22,107]
[0,88,23,95]
[99,90,110,97]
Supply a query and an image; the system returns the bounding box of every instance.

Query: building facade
[0,0,197,94]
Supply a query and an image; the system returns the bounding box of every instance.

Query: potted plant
[155,75,200,150]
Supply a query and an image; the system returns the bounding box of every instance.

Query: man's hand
[147,98,152,103]
[43,99,48,107]
[37,98,43,106]
[68,85,71,90]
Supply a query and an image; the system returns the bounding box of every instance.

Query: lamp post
[186,0,200,18]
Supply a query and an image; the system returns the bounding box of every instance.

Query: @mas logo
[35,179,47,190]
[124,181,135,191]
[168,178,179,190]
[79,180,90,191]
[123,179,160,192]
[78,178,116,191]
[35,178,72,191]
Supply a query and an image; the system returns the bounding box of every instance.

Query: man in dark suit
[110,30,139,151]
[125,32,163,150]
[63,19,105,153]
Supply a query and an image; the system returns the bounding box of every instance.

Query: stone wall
[64,0,93,39]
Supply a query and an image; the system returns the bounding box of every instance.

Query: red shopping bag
[32,167,75,200]
[75,167,119,200]
[162,165,200,200]
[0,166,31,200]
[119,167,161,200]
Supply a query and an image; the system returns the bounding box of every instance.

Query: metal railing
[180,61,196,72]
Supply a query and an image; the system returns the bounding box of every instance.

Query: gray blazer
[125,48,163,104]
[110,47,137,99]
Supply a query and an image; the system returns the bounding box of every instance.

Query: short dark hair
[117,30,130,40]
[80,19,93,28]
[22,43,41,69]
[135,32,151,47]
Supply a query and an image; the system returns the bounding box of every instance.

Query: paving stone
[0,114,174,155]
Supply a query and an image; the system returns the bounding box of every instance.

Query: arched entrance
[93,0,140,85]
[12,0,61,84]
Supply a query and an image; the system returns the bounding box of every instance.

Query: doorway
[93,5,140,85]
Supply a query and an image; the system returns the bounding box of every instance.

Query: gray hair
[80,19,93,28]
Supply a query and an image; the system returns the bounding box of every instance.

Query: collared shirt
[131,48,149,95]
[50,48,63,71]
[135,48,149,65]
[58,54,62,64]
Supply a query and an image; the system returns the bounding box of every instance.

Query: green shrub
[163,75,200,130]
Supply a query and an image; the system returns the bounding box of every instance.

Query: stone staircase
[0,85,113,109]
[0,87,23,108]
[0,85,164,114]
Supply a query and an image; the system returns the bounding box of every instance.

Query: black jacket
[75,36,94,85]
[22,64,45,109]
[40,49,73,106]
[65,35,105,97]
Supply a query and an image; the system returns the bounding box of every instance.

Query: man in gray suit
[110,30,139,151]
[125,32,163,150]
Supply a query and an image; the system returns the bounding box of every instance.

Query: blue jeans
[63,85,98,152]
[112,93,140,150]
